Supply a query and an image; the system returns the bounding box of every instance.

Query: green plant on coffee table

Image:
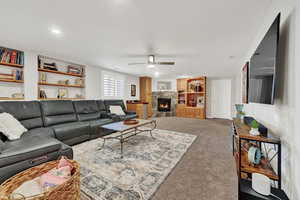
[251,120,259,129]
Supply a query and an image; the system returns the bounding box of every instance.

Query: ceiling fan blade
[128,62,147,65]
[156,62,175,65]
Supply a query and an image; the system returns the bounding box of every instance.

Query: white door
[208,79,232,119]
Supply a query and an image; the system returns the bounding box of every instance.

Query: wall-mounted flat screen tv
[248,13,280,104]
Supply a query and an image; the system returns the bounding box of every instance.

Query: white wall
[234,0,299,198]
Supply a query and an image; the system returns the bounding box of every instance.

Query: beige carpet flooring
[151,117,237,200]
[81,117,238,200]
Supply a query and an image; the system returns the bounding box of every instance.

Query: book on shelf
[0,72,14,80]
[0,48,24,65]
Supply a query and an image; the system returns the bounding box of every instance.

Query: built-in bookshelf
[37,55,86,100]
[176,77,206,119]
[0,46,25,100]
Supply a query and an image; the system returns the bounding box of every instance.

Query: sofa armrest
[105,113,120,121]
[0,140,4,154]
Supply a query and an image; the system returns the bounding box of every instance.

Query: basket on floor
[0,159,80,200]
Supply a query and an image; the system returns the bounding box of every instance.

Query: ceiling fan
[128,55,175,68]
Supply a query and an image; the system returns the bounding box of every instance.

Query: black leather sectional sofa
[0,99,136,183]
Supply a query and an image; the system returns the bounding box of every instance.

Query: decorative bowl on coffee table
[123,119,139,125]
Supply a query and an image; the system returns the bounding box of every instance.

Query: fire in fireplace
[157,98,171,112]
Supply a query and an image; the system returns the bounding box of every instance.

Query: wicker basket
[0,159,80,200]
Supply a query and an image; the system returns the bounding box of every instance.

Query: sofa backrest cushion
[0,101,43,130]
[40,101,77,126]
[73,100,100,121]
[104,100,126,113]
[96,100,108,117]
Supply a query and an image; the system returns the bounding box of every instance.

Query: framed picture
[131,84,136,97]
[242,62,249,104]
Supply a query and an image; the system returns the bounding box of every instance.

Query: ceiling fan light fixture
[148,55,155,63]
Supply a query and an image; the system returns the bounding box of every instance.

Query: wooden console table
[231,118,289,200]
[126,101,148,119]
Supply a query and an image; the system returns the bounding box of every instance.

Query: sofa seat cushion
[51,122,90,142]
[22,127,55,138]
[0,137,62,168]
[90,118,114,127]
[89,118,115,138]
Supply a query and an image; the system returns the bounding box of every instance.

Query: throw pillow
[0,113,27,140]
[109,105,126,115]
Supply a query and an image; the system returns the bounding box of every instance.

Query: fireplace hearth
[157,98,171,112]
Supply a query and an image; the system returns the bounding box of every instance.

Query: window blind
[103,72,124,97]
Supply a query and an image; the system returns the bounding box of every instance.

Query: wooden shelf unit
[38,98,84,100]
[0,97,24,100]
[0,79,23,83]
[0,47,25,100]
[37,55,86,100]
[38,68,84,77]
[38,82,84,88]
[0,62,23,68]
[176,77,206,119]
[231,119,287,199]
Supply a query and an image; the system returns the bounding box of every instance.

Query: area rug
[73,129,196,200]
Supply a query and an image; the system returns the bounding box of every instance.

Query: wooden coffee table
[100,119,157,158]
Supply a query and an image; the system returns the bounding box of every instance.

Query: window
[103,71,124,98]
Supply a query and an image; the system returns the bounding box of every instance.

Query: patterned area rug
[74,129,196,200]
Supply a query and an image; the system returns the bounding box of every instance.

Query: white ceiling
[0,0,272,78]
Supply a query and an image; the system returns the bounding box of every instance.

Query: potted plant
[250,120,260,136]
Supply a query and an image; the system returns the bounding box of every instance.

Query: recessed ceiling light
[50,27,62,36]
[154,71,159,77]
[147,64,155,68]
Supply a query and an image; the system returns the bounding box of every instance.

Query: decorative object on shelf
[235,104,244,119]
[252,173,271,196]
[12,70,23,80]
[242,62,249,104]
[123,119,139,125]
[131,84,136,97]
[250,120,260,136]
[11,93,24,99]
[75,94,84,99]
[67,65,82,75]
[239,111,246,122]
[42,62,58,71]
[39,72,47,83]
[39,89,47,99]
[58,88,68,99]
[248,146,262,165]
[58,80,69,85]
[196,96,204,108]
[74,78,84,86]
